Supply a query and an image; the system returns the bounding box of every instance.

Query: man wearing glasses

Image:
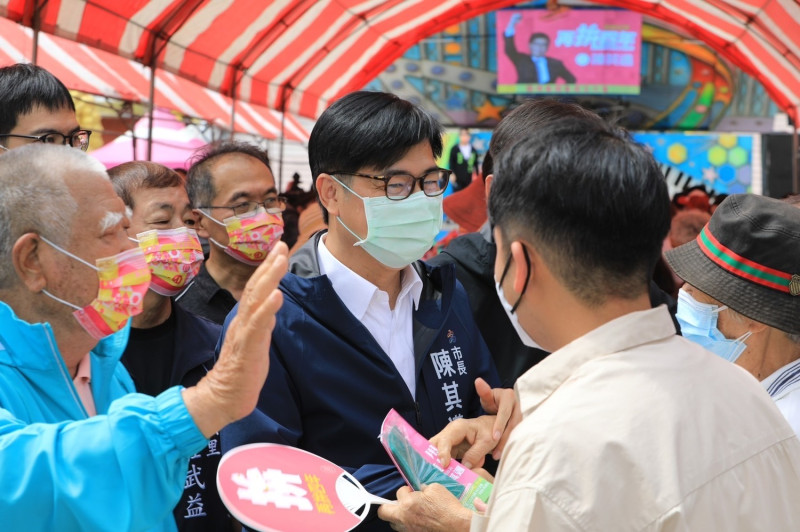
[178,141,286,325]
[220,91,500,530]
[0,63,91,152]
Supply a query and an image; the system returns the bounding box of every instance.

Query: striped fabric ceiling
[0,16,310,142]
[1,0,798,122]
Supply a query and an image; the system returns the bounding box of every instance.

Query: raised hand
[182,242,288,437]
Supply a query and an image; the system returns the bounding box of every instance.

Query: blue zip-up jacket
[0,301,208,531]
[221,232,499,528]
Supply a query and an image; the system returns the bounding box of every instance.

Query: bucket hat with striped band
[665,193,800,335]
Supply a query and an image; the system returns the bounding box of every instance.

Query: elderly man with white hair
[0,144,288,531]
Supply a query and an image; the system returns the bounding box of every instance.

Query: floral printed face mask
[133,227,203,296]
[40,236,151,340]
[205,209,284,266]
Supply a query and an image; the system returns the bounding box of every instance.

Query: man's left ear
[12,233,48,292]
[316,173,341,218]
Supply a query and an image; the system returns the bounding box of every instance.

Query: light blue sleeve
[0,386,208,532]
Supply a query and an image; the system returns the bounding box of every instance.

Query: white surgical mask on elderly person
[676,289,751,363]
[331,175,443,269]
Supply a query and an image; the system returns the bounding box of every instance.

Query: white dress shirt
[318,235,422,396]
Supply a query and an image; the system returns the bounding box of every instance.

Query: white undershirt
[317,235,422,396]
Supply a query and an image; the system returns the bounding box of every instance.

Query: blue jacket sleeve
[0,386,208,532]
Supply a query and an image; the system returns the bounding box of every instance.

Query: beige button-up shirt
[472,307,800,531]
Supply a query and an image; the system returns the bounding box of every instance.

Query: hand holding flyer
[379,409,492,511]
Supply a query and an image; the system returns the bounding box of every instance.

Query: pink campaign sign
[217,443,371,532]
[496,8,643,95]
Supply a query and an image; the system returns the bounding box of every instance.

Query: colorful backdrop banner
[496,9,642,95]
[632,132,755,195]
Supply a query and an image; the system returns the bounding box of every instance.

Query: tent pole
[32,0,42,65]
[278,86,287,193]
[793,121,799,194]
[230,74,237,140]
[230,95,237,139]
[147,60,156,161]
[32,26,39,65]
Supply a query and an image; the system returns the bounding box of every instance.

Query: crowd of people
[1,61,800,532]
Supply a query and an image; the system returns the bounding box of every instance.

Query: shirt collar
[763,358,800,398]
[317,235,423,320]
[515,306,676,416]
[75,352,92,384]
[177,263,226,304]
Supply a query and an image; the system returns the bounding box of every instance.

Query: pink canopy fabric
[0,1,798,121]
[89,109,206,169]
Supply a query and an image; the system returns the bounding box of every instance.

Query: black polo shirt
[175,263,237,325]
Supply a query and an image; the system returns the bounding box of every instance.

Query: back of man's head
[0,64,75,135]
[308,91,443,223]
[490,118,670,307]
[489,99,603,160]
[186,141,271,208]
[0,145,104,288]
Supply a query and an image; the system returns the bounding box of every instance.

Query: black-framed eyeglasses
[328,168,451,200]
[0,130,92,151]
[198,196,288,217]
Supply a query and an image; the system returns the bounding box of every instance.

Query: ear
[484,174,493,199]
[12,233,48,293]
[509,240,531,296]
[316,173,341,218]
[193,208,212,239]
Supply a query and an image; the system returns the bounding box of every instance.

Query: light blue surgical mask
[676,289,751,363]
[332,176,443,268]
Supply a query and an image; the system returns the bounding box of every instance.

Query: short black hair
[0,64,75,135]
[529,32,550,45]
[490,99,604,159]
[308,91,443,223]
[489,118,670,306]
[186,141,271,208]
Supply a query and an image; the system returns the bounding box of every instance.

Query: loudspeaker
[761,133,796,198]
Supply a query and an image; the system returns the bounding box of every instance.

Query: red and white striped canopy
[602,0,800,122]
[1,0,798,122]
[0,16,310,142]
